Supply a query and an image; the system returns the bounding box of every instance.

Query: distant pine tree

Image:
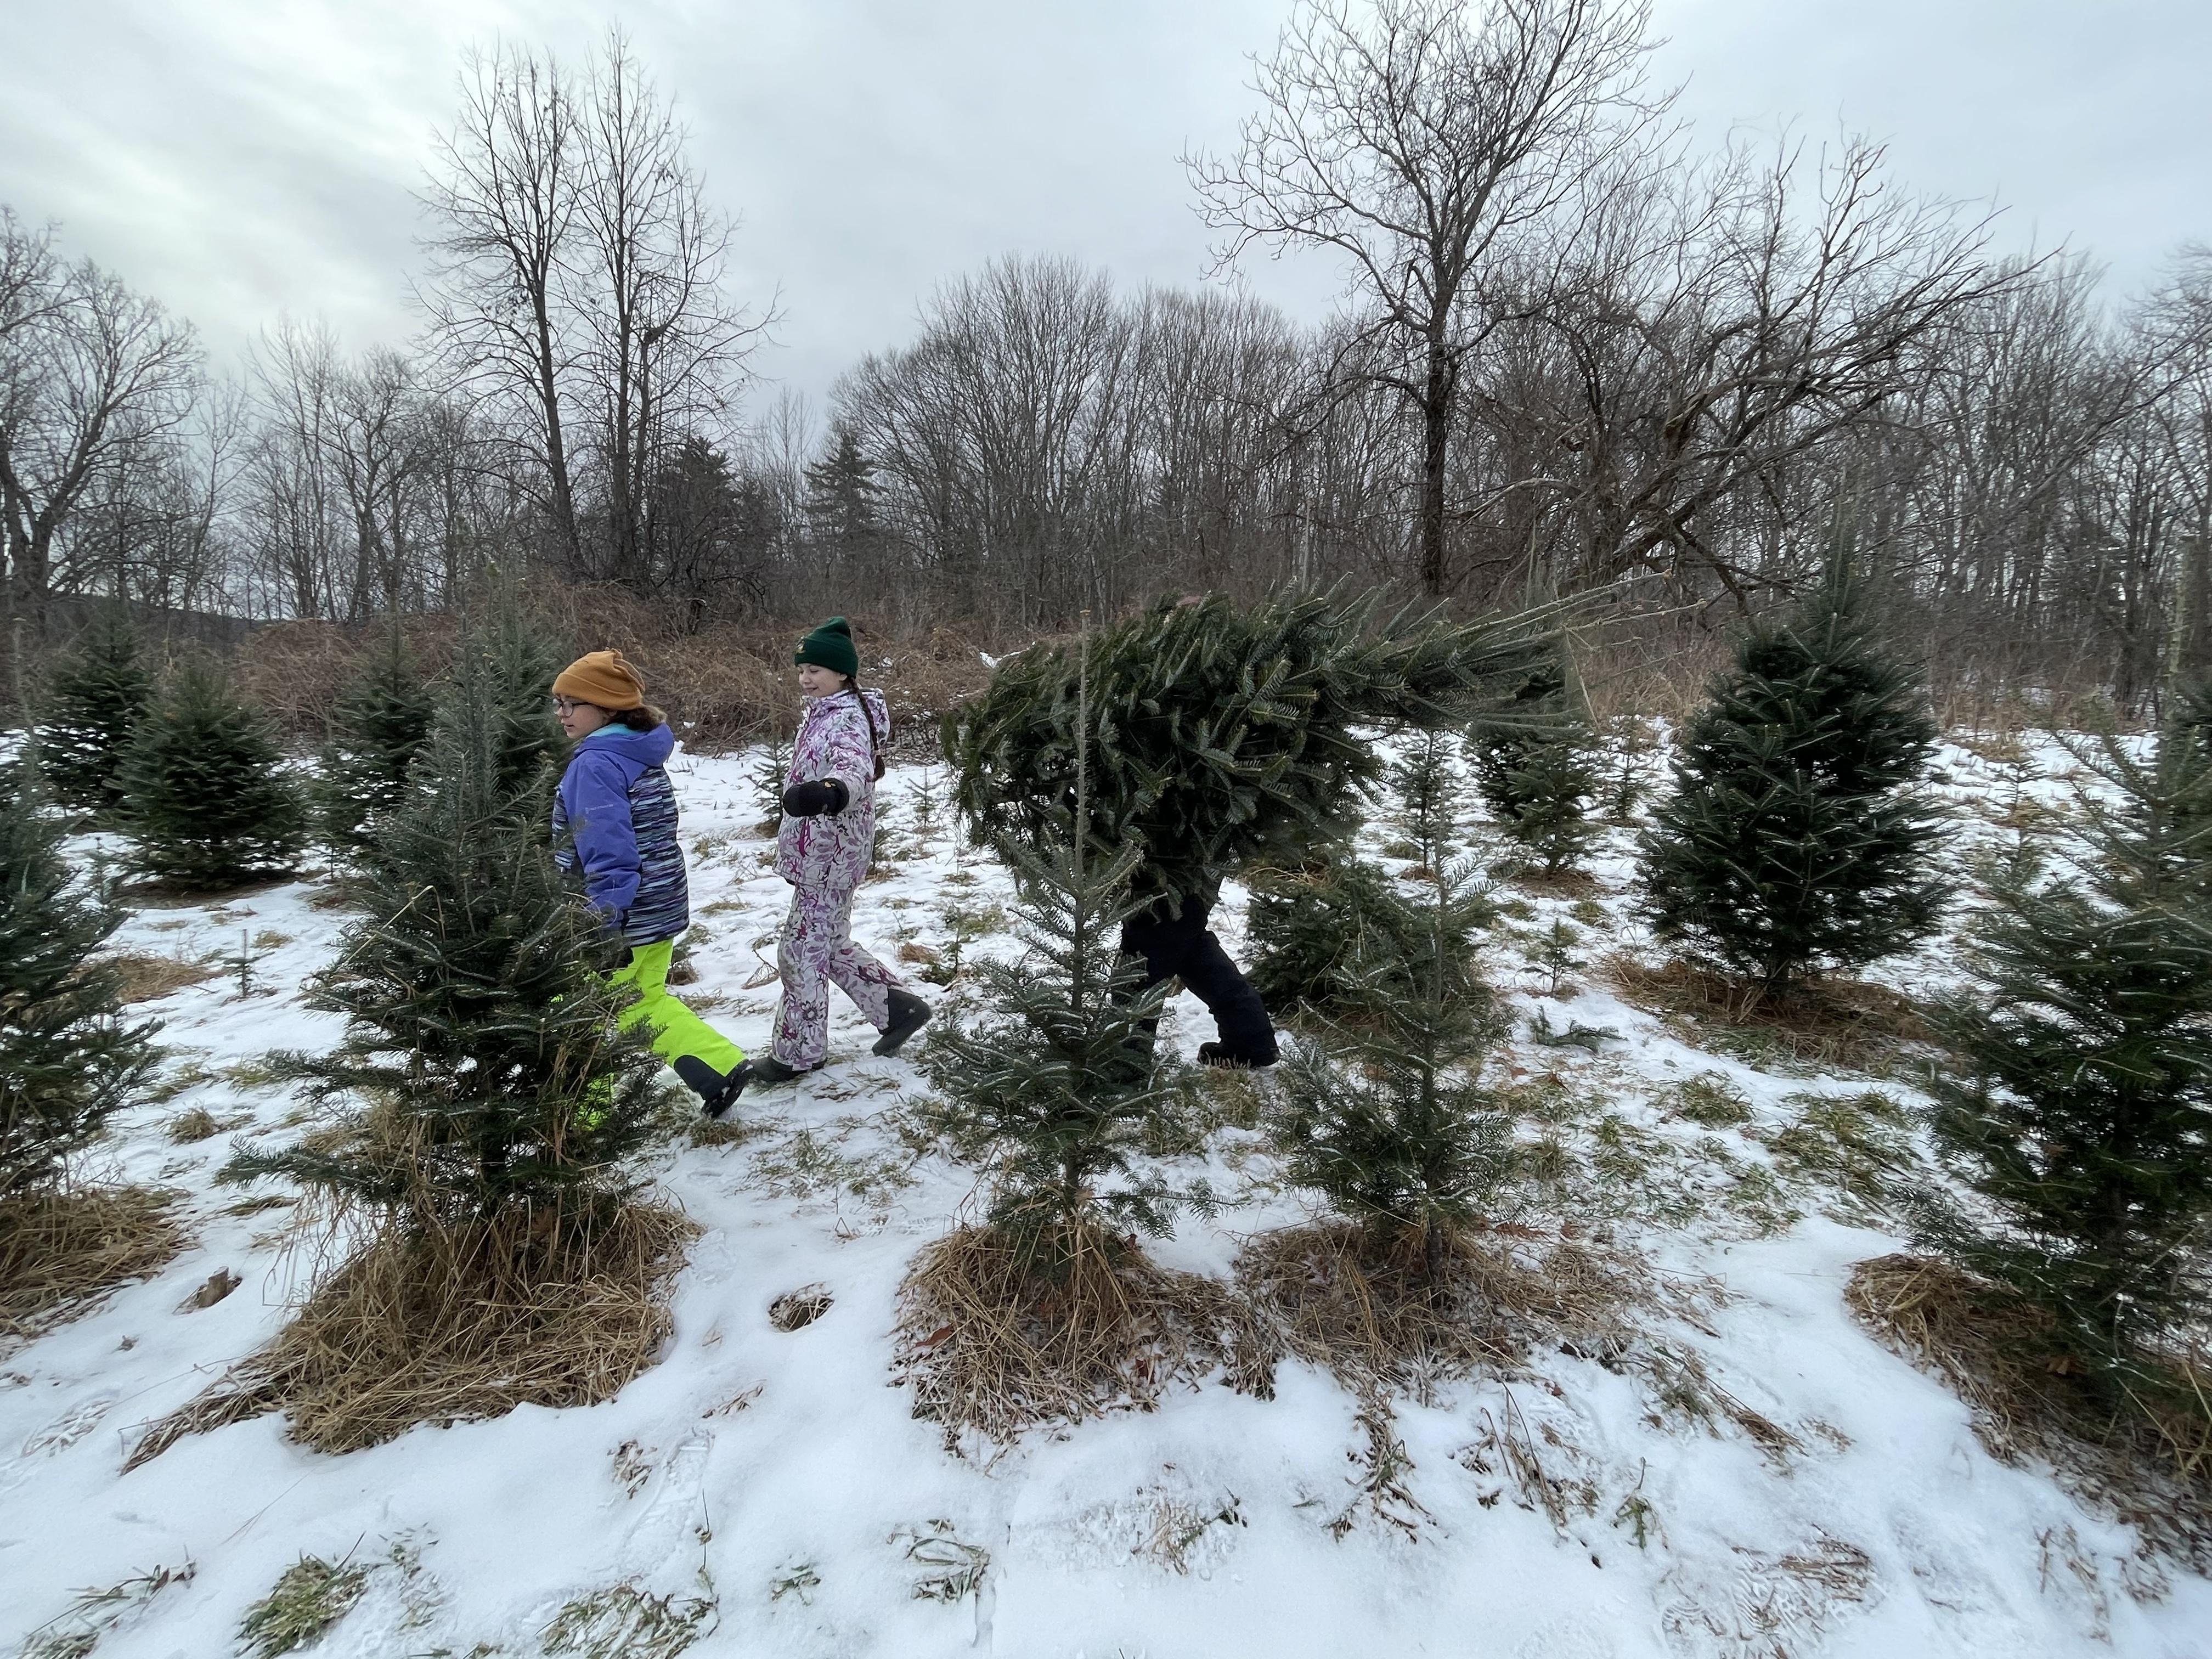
[35,607,154,816]
[1923,717,2212,1368]
[1637,558,1943,998]
[1,756,160,1199]
[119,663,307,890]
[314,633,436,855]
[1272,862,1510,1280]
[803,422,883,549]
[1468,658,1602,877]
[228,673,664,1225]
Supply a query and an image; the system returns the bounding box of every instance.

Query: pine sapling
[1246,849,1485,1027]
[35,607,153,816]
[1389,730,1463,872]
[314,631,435,855]
[119,662,307,890]
[1271,862,1509,1281]
[1468,659,1603,878]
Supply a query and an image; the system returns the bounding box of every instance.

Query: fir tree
[35,607,154,816]
[1923,719,2212,1367]
[1,756,160,1199]
[314,633,436,855]
[425,592,568,813]
[950,588,1560,917]
[227,676,664,1225]
[1389,730,1463,872]
[119,663,307,890]
[1246,850,1483,1025]
[1271,863,1511,1281]
[803,422,883,549]
[1636,561,1943,998]
[751,716,793,833]
[1468,658,1603,877]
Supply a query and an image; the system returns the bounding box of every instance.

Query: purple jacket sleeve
[557,748,641,922]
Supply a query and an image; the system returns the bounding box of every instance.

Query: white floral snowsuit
[771,687,899,1068]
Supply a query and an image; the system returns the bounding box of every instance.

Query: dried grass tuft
[1847,1252,2212,1568]
[893,1223,1255,1451]
[1605,955,1929,1071]
[1234,1220,1635,1404]
[0,1186,188,1347]
[127,1200,696,1463]
[103,952,221,1003]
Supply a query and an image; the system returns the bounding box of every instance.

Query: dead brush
[1604,954,1930,1072]
[893,1221,1253,1451]
[101,951,221,1003]
[0,1185,188,1346]
[1233,1219,1635,1405]
[1846,1252,2212,1568]
[127,1199,696,1463]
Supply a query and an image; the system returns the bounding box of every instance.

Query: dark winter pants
[1120,900,1279,1065]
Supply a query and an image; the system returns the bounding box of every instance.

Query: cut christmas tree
[34,606,154,816]
[1635,557,1944,1003]
[119,662,308,890]
[0,754,175,1340]
[132,675,686,1459]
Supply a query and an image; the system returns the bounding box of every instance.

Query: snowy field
[4,731,2205,1659]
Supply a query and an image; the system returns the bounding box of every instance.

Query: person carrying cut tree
[949,589,1565,1069]
[755,616,933,1083]
[551,649,752,1118]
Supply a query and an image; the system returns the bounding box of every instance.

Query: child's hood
[574,721,675,772]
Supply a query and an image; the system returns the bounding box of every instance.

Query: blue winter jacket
[551,723,691,946]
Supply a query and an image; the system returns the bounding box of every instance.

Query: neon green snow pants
[612,938,747,1077]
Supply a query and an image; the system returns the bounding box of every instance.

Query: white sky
[2,0,2206,419]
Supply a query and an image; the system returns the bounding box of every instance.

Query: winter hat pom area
[552,648,647,711]
[795,616,860,680]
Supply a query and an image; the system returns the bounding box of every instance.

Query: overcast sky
[3,0,2207,426]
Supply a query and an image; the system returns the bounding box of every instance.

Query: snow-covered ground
[4,730,2204,1659]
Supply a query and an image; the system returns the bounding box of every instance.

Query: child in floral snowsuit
[754,617,931,1082]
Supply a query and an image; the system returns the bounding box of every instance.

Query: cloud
[3,0,2204,421]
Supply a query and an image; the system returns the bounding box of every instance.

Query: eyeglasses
[552,697,586,715]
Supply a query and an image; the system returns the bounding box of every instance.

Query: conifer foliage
[430,596,568,812]
[1923,718,2212,1367]
[1271,863,1509,1279]
[314,633,436,854]
[1637,562,1943,997]
[1,758,160,1199]
[1468,659,1603,877]
[228,677,663,1225]
[949,589,1559,914]
[119,662,307,890]
[1389,730,1463,871]
[1246,850,1483,1026]
[35,607,154,815]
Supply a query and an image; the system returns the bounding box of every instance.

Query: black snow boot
[748,1054,812,1086]
[873,988,934,1057]
[1198,1041,1277,1070]
[674,1055,754,1120]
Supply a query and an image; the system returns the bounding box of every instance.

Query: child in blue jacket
[551,649,751,1116]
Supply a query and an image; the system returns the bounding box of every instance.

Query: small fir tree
[1246,850,1485,1025]
[119,662,307,890]
[1637,560,1943,998]
[1468,658,1603,877]
[1,757,160,1199]
[427,593,568,811]
[752,716,793,833]
[1923,718,2212,1368]
[951,589,1562,917]
[35,607,154,815]
[1271,863,1510,1281]
[314,633,436,854]
[227,676,664,1225]
[1389,730,1463,871]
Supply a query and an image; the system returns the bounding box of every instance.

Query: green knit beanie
[795,616,860,679]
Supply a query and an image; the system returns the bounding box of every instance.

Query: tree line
[4,1,2211,712]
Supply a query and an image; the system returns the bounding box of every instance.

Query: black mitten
[782,778,849,818]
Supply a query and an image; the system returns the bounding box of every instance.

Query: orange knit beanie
[552,648,647,711]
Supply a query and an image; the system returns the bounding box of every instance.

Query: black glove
[782,778,849,818]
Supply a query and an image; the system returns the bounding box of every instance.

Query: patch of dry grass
[1846,1252,2212,1568]
[127,1200,696,1463]
[1233,1220,1635,1405]
[1605,955,1931,1073]
[103,952,221,1003]
[0,1186,189,1346]
[893,1223,1255,1452]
